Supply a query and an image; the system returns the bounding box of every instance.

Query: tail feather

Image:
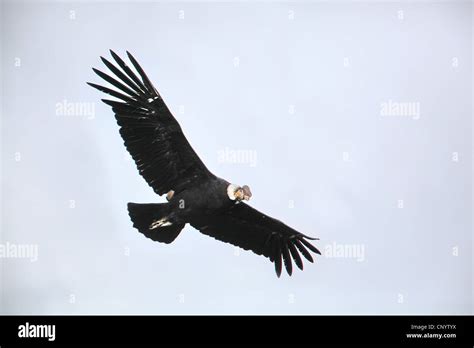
[127,202,185,244]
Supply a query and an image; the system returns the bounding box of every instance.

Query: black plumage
[88,51,320,277]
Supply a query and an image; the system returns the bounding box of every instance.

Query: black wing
[191,203,320,277]
[88,50,214,196]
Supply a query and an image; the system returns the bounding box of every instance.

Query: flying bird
[88,51,320,277]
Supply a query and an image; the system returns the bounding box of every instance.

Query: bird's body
[169,176,232,218]
[89,51,321,277]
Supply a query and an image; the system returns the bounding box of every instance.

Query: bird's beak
[242,185,252,201]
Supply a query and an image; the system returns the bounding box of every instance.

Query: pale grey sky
[0,0,472,314]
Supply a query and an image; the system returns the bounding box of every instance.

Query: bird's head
[227,184,252,202]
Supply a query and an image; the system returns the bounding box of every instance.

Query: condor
[88,51,320,277]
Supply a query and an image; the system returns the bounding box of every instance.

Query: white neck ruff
[227,184,239,200]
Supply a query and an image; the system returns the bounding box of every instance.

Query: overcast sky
[1,0,472,314]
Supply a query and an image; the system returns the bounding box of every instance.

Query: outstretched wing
[191,203,321,277]
[88,50,214,196]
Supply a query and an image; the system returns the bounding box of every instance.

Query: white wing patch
[149,217,173,229]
